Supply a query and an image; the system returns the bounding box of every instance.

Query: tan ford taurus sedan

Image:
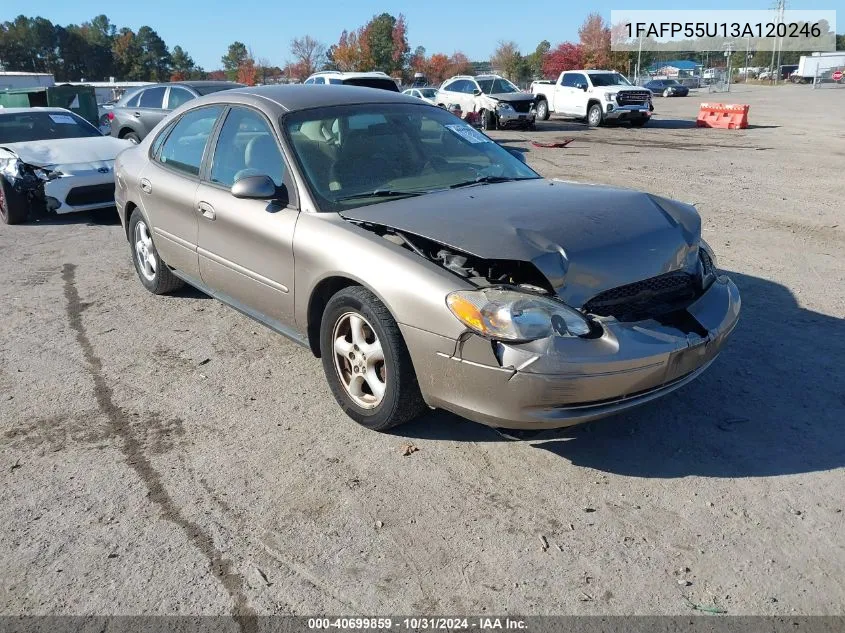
[114,85,740,432]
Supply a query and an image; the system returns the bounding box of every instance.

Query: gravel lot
[1,84,843,619]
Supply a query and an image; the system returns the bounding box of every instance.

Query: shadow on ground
[399,270,845,478]
[27,207,121,226]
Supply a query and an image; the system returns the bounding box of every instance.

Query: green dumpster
[0,85,99,127]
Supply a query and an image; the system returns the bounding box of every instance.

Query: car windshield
[588,73,632,87]
[0,111,101,143]
[284,103,539,212]
[194,84,244,95]
[419,88,438,98]
[476,78,520,94]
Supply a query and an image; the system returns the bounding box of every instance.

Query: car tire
[128,209,184,295]
[123,131,141,144]
[480,109,496,131]
[663,89,671,97]
[0,176,29,225]
[527,121,537,131]
[320,286,426,432]
[536,99,550,121]
[631,119,648,127]
[587,103,603,127]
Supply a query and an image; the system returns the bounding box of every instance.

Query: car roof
[311,71,392,79]
[195,84,420,112]
[128,81,244,90]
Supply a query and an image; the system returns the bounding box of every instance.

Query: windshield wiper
[450,176,535,189]
[335,189,427,202]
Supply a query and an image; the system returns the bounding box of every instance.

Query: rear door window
[139,87,166,109]
[167,87,195,110]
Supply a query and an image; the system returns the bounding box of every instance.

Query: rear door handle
[140,178,152,194]
[197,202,215,220]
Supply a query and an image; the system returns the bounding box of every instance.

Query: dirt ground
[1,83,843,618]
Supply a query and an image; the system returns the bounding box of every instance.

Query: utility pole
[636,34,643,84]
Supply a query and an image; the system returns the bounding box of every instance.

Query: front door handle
[140,178,152,194]
[133,111,141,118]
[197,202,215,220]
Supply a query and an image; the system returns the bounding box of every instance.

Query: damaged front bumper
[402,275,740,430]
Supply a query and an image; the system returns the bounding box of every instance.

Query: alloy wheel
[134,220,157,281]
[331,312,386,409]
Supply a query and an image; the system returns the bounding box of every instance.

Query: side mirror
[507,148,527,163]
[580,84,588,91]
[472,89,482,96]
[231,174,287,204]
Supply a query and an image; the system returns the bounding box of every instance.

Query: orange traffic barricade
[696,103,750,129]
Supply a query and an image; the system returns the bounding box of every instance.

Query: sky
[3,0,842,70]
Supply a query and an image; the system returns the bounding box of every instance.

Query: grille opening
[510,101,534,113]
[65,184,115,207]
[653,309,708,337]
[583,270,699,322]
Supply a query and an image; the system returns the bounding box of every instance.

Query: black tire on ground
[122,131,141,144]
[536,99,550,121]
[0,176,29,225]
[480,109,497,131]
[320,286,427,432]
[586,103,603,127]
[631,119,648,127]
[128,209,184,295]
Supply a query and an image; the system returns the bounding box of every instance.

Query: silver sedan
[114,85,740,432]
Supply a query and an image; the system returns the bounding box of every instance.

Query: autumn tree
[221,41,249,81]
[327,29,366,71]
[526,40,551,79]
[290,35,326,78]
[578,13,611,69]
[170,45,195,81]
[361,12,408,74]
[490,41,528,83]
[543,42,584,78]
[236,56,257,85]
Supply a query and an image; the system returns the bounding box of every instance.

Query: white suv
[437,74,536,130]
[303,71,399,92]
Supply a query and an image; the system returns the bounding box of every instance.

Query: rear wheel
[587,103,603,127]
[128,209,183,294]
[122,131,141,144]
[320,286,426,431]
[0,176,28,225]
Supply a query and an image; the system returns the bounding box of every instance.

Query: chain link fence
[812,65,845,89]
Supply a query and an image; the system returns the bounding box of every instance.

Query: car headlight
[496,102,513,111]
[446,288,591,342]
[604,92,615,101]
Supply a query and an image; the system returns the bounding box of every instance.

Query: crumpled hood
[485,92,536,104]
[0,136,132,169]
[340,179,701,307]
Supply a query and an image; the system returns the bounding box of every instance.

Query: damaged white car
[0,107,133,224]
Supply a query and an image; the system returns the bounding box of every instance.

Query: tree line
[2,12,843,86]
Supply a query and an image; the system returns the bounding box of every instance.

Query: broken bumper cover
[403,275,740,430]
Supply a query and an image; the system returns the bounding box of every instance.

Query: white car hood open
[0,136,132,169]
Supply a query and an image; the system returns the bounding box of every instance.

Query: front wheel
[663,89,672,98]
[536,99,550,121]
[0,176,28,225]
[128,210,184,294]
[320,286,426,431]
[480,109,497,131]
[587,103,603,127]
[123,131,141,144]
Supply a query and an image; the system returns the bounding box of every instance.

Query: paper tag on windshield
[445,124,490,144]
[49,114,76,125]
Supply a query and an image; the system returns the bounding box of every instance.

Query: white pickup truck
[531,70,653,127]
